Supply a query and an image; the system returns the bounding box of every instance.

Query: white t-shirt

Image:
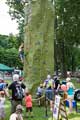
[9,113,23,120]
[9,113,17,120]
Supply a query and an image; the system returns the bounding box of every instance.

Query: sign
[53,95,61,120]
[53,95,68,120]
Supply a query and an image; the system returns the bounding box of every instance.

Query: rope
[32,95,45,101]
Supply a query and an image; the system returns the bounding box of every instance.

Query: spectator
[0,91,6,120]
[43,75,54,111]
[24,90,33,117]
[66,77,75,114]
[0,79,9,97]
[0,79,7,91]
[43,74,51,87]
[9,104,23,120]
[36,84,43,97]
[8,74,26,113]
[54,76,60,95]
[36,84,44,106]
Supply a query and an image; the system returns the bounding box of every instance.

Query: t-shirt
[9,113,23,120]
[0,83,6,91]
[8,81,26,100]
[54,79,60,90]
[37,87,43,95]
[25,95,32,108]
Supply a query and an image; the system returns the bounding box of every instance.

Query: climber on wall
[19,43,24,63]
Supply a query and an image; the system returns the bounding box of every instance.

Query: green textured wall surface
[24,0,54,89]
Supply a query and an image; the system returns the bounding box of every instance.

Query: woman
[66,77,75,114]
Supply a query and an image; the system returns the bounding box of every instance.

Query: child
[0,91,5,120]
[36,84,43,106]
[36,84,43,97]
[25,90,33,117]
[9,104,23,120]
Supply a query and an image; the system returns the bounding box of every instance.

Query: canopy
[0,63,14,72]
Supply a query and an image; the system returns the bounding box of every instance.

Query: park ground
[5,77,80,120]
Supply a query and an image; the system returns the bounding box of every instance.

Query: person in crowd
[36,84,43,98]
[54,76,60,95]
[19,43,24,63]
[43,75,55,111]
[36,84,44,106]
[66,77,75,114]
[24,90,33,117]
[0,79,8,91]
[0,78,9,97]
[8,73,26,113]
[0,91,6,120]
[9,104,23,120]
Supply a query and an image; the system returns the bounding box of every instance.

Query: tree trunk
[24,0,54,89]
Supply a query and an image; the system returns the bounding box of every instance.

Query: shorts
[67,95,74,100]
[45,89,54,101]
[26,107,32,112]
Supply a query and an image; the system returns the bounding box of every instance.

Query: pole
[45,93,48,118]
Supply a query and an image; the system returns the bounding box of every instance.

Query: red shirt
[25,95,32,108]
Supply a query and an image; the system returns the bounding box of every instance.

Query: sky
[0,0,19,35]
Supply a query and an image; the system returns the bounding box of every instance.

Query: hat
[66,77,71,82]
[16,104,23,111]
[47,74,51,79]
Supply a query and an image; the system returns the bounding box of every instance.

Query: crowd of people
[0,72,33,120]
[0,72,76,120]
[36,73,75,114]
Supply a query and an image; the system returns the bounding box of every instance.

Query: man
[9,104,23,120]
[54,76,60,95]
[8,73,26,113]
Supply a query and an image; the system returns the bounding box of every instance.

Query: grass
[5,100,51,120]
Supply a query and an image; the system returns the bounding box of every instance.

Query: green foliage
[6,0,24,41]
[0,47,23,68]
[0,34,23,68]
[54,0,80,75]
[0,34,18,49]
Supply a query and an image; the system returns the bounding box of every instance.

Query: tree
[0,34,23,68]
[54,0,80,77]
[6,0,24,41]
[24,0,54,89]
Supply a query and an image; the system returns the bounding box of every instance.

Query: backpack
[0,83,6,91]
[15,82,24,100]
[47,79,54,89]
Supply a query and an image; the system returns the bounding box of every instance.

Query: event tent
[0,63,14,72]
